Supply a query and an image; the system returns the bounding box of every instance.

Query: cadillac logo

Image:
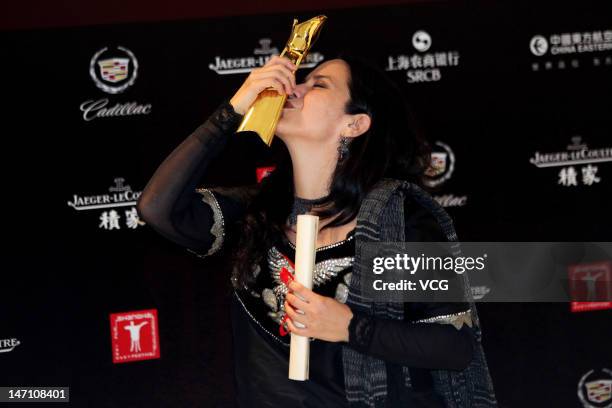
[89,46,139,94]
[424,141,455,188]
[578,368,612,408]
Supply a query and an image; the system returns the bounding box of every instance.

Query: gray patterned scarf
[342,178,498,407]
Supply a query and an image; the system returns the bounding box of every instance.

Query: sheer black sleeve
[136,98,257,257]
[347,196,474,370]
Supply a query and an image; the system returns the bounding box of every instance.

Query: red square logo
[110,309,160,363]
[568,261,612,313]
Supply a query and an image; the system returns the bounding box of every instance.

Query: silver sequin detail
[188,188,225,257]
[265,245,354,325]
[262,288,278,312]
[312,257,355,286]
[413,309,473,330]
[335,283,349,303]
[273,284,289,299]
[343,272,352,285]
[267,246,354,286]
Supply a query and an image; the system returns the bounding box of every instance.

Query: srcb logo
[412,31,432,52]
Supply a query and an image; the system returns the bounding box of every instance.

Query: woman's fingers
[272,64,297,88]
[284,301,307,327]
[286,316,308,336]
[260,57,296,85]
[260,65,296,91]
[265,55,297,73]
[286,292,309,311]
[288,280,313,302]
[253,68,295,94]
[229,55,296,113]
[252,77,286,95]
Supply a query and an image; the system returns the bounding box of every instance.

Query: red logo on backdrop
[110,309,160,363]
[569,261,612,313]
[256,166,276,183]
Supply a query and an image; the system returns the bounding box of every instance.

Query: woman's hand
[284,280,354,343]
[229,55,297,115]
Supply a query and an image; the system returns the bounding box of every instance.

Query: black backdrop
[2,1,611,406]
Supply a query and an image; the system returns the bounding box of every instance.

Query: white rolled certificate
[288,214,319,381]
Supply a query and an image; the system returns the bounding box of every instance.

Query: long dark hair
[230,52,430,290]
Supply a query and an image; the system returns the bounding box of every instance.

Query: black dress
[137,98,475,407]
[231,229,355,408]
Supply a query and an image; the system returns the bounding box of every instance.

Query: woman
[137,53,497,407]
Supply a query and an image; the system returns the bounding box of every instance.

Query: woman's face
[275,59,352,145]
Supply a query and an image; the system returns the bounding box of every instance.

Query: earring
[338,136,352,161]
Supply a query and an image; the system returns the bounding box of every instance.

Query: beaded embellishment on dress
[189,188,225,257]
[413,309,473,330]
[263,245,354,325]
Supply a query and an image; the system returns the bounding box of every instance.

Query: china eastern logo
[530,35,549,56]
[530,30,612,57]
[529,29,612,72]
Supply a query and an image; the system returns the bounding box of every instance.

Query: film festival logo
[109,309,160,363]
[67,177,146,231]
[529,28,612,72]
[529,136,611,187]
[423,141,468,208]
[80,46,152,121]
[569,261,612,313]
[577,368,612,408]
[385,30,461,83]
[208,38,325,75]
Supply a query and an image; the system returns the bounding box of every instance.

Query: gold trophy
[236,15,327,146]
